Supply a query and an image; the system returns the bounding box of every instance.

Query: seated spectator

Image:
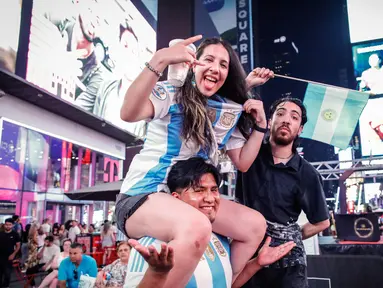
[58,224,68,246]
[94,241,173,288]
[68,221,81,243]
[25,225,39,271]
[82,224,88,233]
[51,225,60,247]
[95,241,130,287]
[37,228,46,248]
[26,236,60,287]
[41,219,51,235]
[88,224,96,234]
[58,242,98,288]
[38,238,71,288]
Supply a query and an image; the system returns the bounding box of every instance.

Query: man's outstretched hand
[257,236,296,267]
[128,239,175,273]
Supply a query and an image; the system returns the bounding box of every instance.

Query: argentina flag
[301,83,370,149]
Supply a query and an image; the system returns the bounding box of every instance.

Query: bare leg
[49,278,58,288]
[102,249,106,266]
[212,199,266,282]
[38,270,58,288]
[124,193,212,288]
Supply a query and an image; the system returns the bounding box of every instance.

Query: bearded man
[236,97,330,288]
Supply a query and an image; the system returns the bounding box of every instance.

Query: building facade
[0,94,126,227]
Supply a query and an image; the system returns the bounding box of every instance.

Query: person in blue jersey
[117,35,274,287]
[124,158,295,288]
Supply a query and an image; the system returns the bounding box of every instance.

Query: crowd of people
[0,216,126,287]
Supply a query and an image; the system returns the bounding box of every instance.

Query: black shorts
[115,192,153,238]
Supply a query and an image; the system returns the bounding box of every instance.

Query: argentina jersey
[124,233,232,288]
[120,81,208,196]
[207,95,246,151]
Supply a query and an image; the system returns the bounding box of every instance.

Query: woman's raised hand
[158,35,205,67]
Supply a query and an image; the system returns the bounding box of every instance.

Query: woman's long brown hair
[177,38,254,153]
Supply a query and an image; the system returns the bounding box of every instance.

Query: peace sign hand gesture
[158,35,205,67]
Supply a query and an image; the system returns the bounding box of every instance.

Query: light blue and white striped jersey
[120,81,246,196]
[123,233,232,288]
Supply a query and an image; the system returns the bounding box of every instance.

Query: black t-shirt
[0,230,21,258]
[236,143,329,225]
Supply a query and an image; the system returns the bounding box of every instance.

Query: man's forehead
[196,173,218,187]
[276,101,302,115]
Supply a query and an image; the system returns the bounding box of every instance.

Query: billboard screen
[347,0,383,44]
[0,0,22,73]
[25,0,157,137]
[352,40,383,95]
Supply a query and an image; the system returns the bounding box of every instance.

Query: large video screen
[26,0,157,137]
[359,97,383,157]
[347,0,383,44]
[0,1,22,73]
[352,40,383,95]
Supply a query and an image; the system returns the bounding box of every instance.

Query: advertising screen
[352,40,383,95]
[26,0,157,137]
[346,0,383,44]
[359,97,383,156]
[0,0,22,73]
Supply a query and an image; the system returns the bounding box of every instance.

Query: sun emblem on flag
[321,109,337,122]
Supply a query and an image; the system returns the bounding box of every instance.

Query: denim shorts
[115,192,153,238]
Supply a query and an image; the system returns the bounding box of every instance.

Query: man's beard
[272,127,297,146]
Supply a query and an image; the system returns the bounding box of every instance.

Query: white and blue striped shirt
[120,81,246,196]
[123,233,232,288]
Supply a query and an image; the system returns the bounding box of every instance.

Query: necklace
[272,153,293,160]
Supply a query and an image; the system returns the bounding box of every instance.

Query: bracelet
[145,62,163,77]
[253,124,268,133]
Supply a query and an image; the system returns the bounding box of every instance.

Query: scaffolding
[311,156,383,213]
[311,156,383,181]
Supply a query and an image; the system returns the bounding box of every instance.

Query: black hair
[70,242,83,250]
[12,215,19,222]
[269,97,307,151]
[45,236,54,242]
[269,97,307,126]
[167,157,221,193]
[5,218,13,224]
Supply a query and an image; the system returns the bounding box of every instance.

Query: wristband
[253,124,268,133]
[145,62,163,77]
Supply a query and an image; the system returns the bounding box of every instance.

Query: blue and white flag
[301,83,369,149]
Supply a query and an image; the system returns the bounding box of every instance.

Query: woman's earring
[191,74,196,88]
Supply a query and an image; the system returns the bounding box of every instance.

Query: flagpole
[273,73,374,95]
